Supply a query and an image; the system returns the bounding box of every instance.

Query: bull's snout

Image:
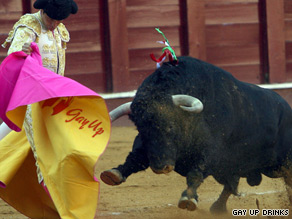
[151,164,174,174]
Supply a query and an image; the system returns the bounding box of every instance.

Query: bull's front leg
[100,134,149,185]
[178,170,204,211]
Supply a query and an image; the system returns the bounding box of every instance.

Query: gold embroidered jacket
[2,11,70,76]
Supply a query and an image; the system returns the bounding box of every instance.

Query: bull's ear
[172,95,203,113]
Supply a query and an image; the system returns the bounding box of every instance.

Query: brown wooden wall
[1,0,292,93]
[204,0,263,83]
[0,0,23,58]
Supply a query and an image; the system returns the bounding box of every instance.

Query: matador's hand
[22,43,33,55]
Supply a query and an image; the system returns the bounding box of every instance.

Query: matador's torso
[2,11,70,76]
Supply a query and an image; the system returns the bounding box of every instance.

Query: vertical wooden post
[182,0,206,60]
[107,0,130,92]
[22,0,31,14]
[266,0,286,83]
[258,0,269,83]
[100,0,113,92]
[179,0,189,56]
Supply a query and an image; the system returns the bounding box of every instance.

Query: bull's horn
[110,102,132,122]
[172,95,203,113]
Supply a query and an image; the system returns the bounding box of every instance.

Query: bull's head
[110,94,203,174]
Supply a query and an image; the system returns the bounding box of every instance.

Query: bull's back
[174,57,292,170]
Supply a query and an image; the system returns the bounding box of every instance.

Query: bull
[100,56,292,213]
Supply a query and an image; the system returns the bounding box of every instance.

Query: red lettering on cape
[65,109,82,122]
[80,119,89,129]
[88,120,102,131]
[65,109,105,137]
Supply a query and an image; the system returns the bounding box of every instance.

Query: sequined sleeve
[7,27,37,55]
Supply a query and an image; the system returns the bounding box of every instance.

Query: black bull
[100,56,292,213]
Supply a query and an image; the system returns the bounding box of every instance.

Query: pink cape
[0,42,100,131]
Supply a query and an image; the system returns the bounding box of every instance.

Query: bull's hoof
[100,169,125,186]
[210,201,227,214]
[178,196,198,211]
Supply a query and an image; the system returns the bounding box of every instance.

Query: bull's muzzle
[150,164,174,174]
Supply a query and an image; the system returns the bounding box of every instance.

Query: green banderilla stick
[155,28,177,61]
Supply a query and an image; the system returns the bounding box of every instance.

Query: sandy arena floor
[0,126,291,219]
